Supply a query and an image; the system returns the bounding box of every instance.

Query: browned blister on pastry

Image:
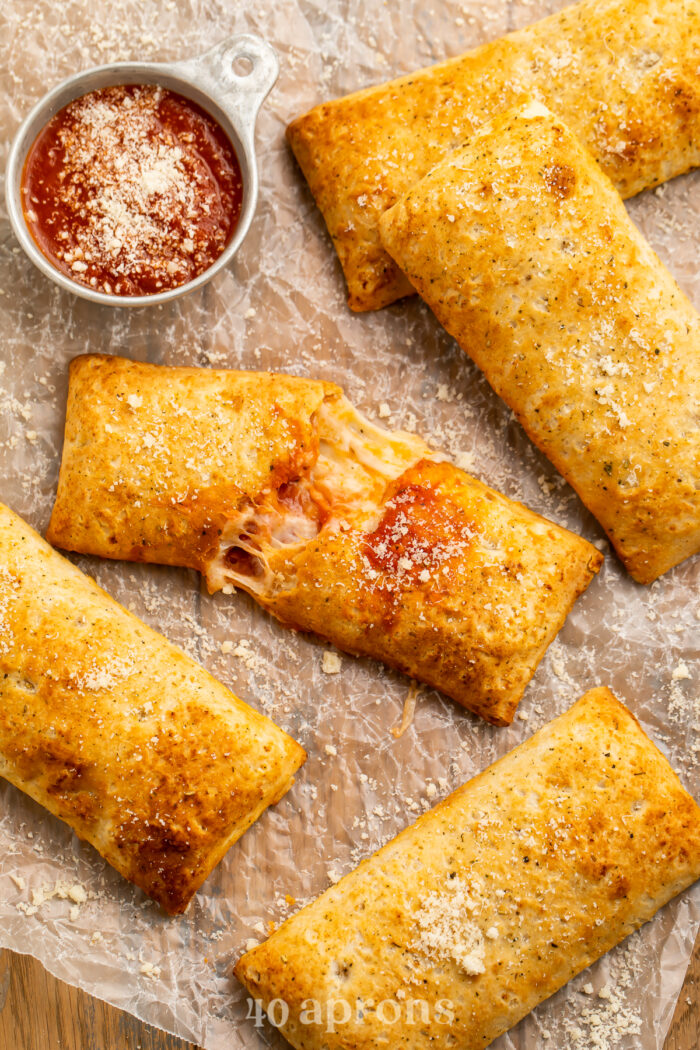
[47,355,602,725]
[0,502,305,914]
[288,0,700,311]
[379,103,700,584]
[235,687,700,1050]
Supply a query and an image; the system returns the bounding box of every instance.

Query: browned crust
[378,104,700,583]
[234,687,700,1049]
[264,459,602,724]
[0,502,305,914]
[47,354,337,572]
[47,356,602,724]
[287,0,700,311]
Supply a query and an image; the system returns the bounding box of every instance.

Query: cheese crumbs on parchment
[322,651,342,674]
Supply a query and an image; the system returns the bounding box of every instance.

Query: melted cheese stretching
[47,355,603,724]
[207,395,433,596]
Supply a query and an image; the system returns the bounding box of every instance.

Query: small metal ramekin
[5,33,279,307]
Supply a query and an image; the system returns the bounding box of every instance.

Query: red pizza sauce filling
[363,481,477,594]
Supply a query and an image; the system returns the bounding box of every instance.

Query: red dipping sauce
[21,84,243,296]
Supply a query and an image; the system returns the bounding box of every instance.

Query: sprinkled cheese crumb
[220,640,234,654]
[455,450,475,471]
[31,880,89,908]
[671,660,691,681]
[567,943,642,1049]
[232,638,263,672]
[244,307,257,319]
[324,743,338,757]
[140,961,161,979]
[127,394,143,409]
[322,651,342,674]
[68,884,88,904]
[413,877,488,975]
[378,402,391,419]
[245,938,259,951]
[16,902,38,917]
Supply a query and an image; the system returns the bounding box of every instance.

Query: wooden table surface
[1,933,698,1050]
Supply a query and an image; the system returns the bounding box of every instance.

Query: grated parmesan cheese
[322,651,342,674]
[413,876,494,975]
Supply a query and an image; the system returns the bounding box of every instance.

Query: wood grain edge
[0,933,697,1049]
[664,928,700,1050]
[0,949,202,1050]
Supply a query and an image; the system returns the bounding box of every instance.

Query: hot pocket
[379,102,700,584]
[235,688,700,1050]
[288,0,700,311]
[47,355,602,725]
[0,502,305,914]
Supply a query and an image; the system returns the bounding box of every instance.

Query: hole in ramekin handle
[181,33,279,135]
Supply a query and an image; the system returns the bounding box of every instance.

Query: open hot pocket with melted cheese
[379,102,700,584]
[47,354,602,725]
[234,687,700,1050]
[0,502,305,914]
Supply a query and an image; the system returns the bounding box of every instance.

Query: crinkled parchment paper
[0,1,698,1047]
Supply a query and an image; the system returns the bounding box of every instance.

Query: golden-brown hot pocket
[0,502,305,914]
[288,0,700,311]
[47,355,602,725]
[234,687,700,1050]
[379,102,700,584]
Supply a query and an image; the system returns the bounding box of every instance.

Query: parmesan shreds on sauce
[22,84,243,296]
